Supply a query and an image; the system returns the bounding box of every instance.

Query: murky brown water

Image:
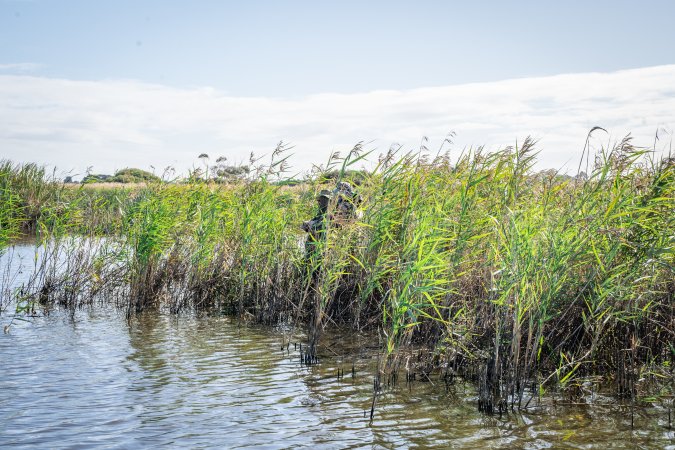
[1,244,673,449]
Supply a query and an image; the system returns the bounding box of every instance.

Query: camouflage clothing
[302,183,360,259]
[302,212,327,257]
[302,190,332,258]
[332,182,361,223]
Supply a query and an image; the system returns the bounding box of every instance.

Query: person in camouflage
[301,182,362,358]
[301,182,361,260]
[302,189,333,258]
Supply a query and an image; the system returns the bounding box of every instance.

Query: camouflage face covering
[334,181,353,196]
[333,182,357,217]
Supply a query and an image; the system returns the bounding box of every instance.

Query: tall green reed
[3,135,672,409]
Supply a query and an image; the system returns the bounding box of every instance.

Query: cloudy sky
[2,0,674,178]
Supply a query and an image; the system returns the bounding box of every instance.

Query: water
[1,243,673,449]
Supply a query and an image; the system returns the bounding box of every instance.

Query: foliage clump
[81,173,112,183]
[82,168,160,184]
[111,168,161,183]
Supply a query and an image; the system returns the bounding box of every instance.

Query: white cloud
[0,62,43,72]
[1,65,674,178]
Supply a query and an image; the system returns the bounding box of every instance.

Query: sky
[1,0,675,178]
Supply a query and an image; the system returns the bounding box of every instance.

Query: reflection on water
[1,312,673,449]
[1,243,674,449]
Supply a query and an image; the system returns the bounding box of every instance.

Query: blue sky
[1,0,675,176]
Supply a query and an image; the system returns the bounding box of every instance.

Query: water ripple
[1,244,672,449]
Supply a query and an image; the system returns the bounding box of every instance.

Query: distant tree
[274,178,302,187]
[81,174,112,183]
[63,176,74,183]
[110,168,161,183]
[213,164,250,183]
[81,168,160,184]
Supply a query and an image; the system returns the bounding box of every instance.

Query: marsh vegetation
[1,135,673,416]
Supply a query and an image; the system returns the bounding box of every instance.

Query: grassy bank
[1,137,673,412]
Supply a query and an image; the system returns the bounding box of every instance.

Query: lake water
[1,243,673,449]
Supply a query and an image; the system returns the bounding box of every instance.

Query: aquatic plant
[2,134,673,412]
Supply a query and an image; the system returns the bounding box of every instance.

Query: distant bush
[81,168,160,184]
[82,174,112,183]
[274,178,302,187]
[111,168,161,183]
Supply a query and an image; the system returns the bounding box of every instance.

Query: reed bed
[1,136,673,412]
